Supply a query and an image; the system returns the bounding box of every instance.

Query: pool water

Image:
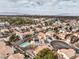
[19,42,30,47]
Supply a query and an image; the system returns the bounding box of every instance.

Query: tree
[9,34,18,42]
[34,48,58,59]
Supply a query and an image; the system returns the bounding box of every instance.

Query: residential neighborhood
[0,16,79,59]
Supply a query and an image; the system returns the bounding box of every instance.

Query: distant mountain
[0,12,23,15]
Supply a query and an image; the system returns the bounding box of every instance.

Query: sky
[0,0,79,16]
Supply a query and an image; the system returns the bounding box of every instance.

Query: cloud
[0,0,79,16]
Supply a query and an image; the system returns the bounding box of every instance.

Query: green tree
[34,48,58,59]
[9,34,19,42]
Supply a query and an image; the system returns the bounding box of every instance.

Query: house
[7,53,24,59]
[38,32,46,40]
[0,41,14,58]
[75,57,79,59]
[58,49,76,59]
[0,22,10,28]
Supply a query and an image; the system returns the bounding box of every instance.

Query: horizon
[0,0,79,16]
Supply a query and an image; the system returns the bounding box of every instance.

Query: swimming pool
[19,42,30,47]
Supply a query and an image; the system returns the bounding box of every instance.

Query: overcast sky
[0,0,79,16]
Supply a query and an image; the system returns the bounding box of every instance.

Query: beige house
[0,41,14,58]
[58,49,76,59]
[38,32,46,39]
[7,53,24,59]
[75,57,79,59]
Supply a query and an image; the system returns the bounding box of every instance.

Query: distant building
[0,22,10,29]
